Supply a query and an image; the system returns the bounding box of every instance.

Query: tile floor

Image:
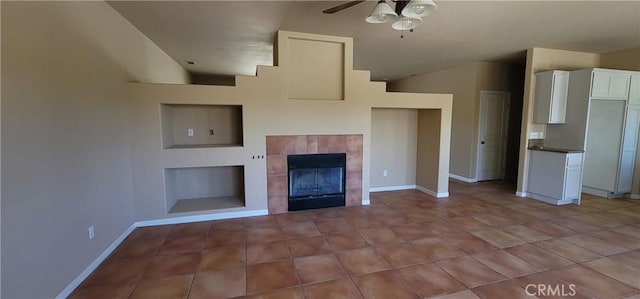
[70,180,640,299]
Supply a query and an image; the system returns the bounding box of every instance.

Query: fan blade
[322,0,366,14]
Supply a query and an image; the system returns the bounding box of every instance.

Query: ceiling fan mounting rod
[393,1,410,15]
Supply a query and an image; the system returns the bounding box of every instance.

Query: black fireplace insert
[287,153,346,211]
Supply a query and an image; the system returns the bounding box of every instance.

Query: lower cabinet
[527,150,584,205]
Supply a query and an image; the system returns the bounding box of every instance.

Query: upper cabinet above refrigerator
[590,70,631,99]
[533,70,570,124]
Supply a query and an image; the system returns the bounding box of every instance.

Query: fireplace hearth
[287,153,346,211]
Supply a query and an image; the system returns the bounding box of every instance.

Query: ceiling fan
[322,0,437,36]
[323,0,404,15]
[322,0,370,14]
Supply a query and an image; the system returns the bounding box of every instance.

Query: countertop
[528,146,584,153]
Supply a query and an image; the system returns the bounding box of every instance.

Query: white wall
[1,2,187,298]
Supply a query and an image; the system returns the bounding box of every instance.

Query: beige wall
[161,104,243,148]
[165,166,244,209]
[190,74,236,86]
[128,31,453,222]
[1,2,187,298]
[601,48,640,71]
[516,48,601,194]
[476,63,526,181]
[370,109,418,188]
[417,110,443,192]
[389,62,518,181]
[288,38,344,100]
[388,64,476,179]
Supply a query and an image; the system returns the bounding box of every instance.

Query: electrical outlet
[383,170,388,177]
[209,129,214,135]
[187,128,194,137]
[88,225,95,240]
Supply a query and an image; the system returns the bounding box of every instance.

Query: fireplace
[266,134,362,214]
[287,153,346,211]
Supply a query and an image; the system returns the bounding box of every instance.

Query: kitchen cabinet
[533,70,570,124]
[545,68,639,198]
[616,105,640,192]
[629,74,640,105]
[590,71,631,99]
[527,149,583,205]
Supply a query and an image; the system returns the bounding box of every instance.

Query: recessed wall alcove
[160,104,243,149]
[165,166,245,213]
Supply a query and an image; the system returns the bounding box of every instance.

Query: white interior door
[477,91,510,181]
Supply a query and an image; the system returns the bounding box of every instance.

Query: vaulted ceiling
[109,1,640,81]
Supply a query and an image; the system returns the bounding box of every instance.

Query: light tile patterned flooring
[70,180,640,299]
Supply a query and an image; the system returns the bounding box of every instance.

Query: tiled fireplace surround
[266,135,364,214]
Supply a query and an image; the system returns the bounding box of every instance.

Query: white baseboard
[369,185,416,192]
[362,199,371,205]
[57,208,268,298]
[416,185,449,198]
[56,223,137,299]
[515,191,527,198]
[527,192,575,206]
[136,209,269,227]
[449,174,478,183]
[581,186,613,198]
[626,193,640,199]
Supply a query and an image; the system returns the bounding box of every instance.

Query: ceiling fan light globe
[401,0,437,18]
[365,0,397,23]
[391,16,423,30]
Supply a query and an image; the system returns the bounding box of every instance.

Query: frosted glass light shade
[401,0,437,18]
[365,0,398,24]
[391,16,423,30]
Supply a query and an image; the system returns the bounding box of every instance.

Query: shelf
[168,196,245,214]
[161,104,243,149]
[165,166,245,213]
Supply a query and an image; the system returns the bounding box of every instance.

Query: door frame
[476,90,511,181]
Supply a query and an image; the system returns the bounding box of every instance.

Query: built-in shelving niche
[161,104,243,149]
[165,166,245,214]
